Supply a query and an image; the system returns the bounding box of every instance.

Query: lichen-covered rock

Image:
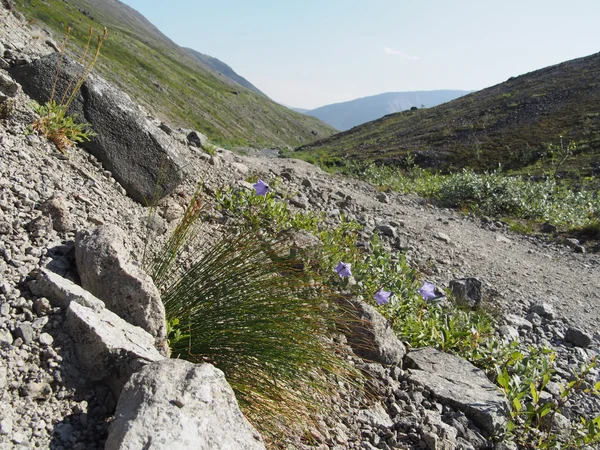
[105,359,265,450]
[66,301,163,397]
[75,225,167,354]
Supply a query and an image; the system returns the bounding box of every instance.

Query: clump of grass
[202,142,217,156]
[32,26,107,153]
[145,188,360,444]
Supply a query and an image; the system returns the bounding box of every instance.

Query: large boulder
[9,53,187,204]
[66,301,163,397]
[75,225,168,354]
[105,359,266,450]
[405,347,509,436]
[341,296,406,366]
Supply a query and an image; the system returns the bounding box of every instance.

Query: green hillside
[296,52,600,186]
[16,0,335,148]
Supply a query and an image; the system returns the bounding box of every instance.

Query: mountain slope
[305,90,471,131]
[184,48,266,97]
[296,53,600,181]
[16,0,335,147]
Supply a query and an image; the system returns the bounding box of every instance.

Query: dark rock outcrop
[9,53,187,204]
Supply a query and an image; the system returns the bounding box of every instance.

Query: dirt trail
[237,154,600,335]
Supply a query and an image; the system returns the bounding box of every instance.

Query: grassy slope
[296,52,600,185]
[17,0,335,148]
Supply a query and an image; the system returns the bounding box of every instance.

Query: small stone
[541,222,557,233]
[15,323,34,344]
[499,325,519,341]
[565,327,592,348]
[376,192,389,203]
[0,416,12,436]
[38,332,54,346]
[529,303,555,320]
[435,232,451,244]
[0,329,13,346]
[375,224,397,238]
[504,314,533,331]
[301,179,314,189]
[33,297,52,316]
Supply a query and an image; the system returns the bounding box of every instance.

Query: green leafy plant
[32,26,107,153]
[496,349,600,448]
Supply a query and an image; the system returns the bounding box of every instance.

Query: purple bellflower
[253,179,270,196]
[374,289,392,305]
[334,262,352,278]
[418,281,437,301]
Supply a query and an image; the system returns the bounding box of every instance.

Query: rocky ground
[0,4,599,450]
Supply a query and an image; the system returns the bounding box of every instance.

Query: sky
[119,0,600,109]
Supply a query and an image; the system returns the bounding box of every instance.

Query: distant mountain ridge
[184,48,266,97]
[302,90,471,131]
[296,52,600,185]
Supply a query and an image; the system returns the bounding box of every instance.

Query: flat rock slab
[105,359,266,450]
[66,301,163,397]
[28,267,105,311]
[405,347,509,436]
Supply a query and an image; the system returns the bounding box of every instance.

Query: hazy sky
[119,0,599,109]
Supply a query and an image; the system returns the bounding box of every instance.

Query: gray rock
[28,267,105,311]
[14,323,33,344]
[105,359,265,450]
[340,296,406,366]
[499,325,519,342]
[0,362,6,390]
[301,178,314,189]
[529,302,555,320]
[9,53,188,203]
[541,222,557,233]
[450,278,482,308]
[66,301,163,397]
[0,328,13,347]
[374,224,397,238]
[186,130,208,149]
[405,347,509,435]
[504,314,533,331]
[356,403,393,429]
[376,192,389,204]
[435,232,452,244]
[38,332,53,346]
[41,196,73,232]
[0,72,18,97]
[75,225,167,354]
[565,326,592,348]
